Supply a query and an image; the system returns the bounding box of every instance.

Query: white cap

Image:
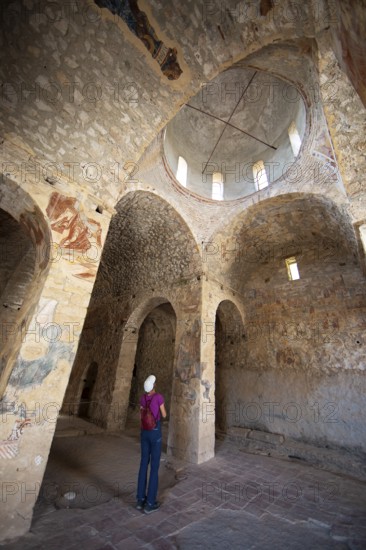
[144,375,156,392]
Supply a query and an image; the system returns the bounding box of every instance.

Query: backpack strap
[144,393,158,421]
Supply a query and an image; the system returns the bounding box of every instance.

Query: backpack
[140,394,157,430]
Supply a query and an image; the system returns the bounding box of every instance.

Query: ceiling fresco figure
[95,0,183,80]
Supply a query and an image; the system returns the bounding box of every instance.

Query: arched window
[253,161,268,191]
[212,172,224,200]
[288,121,302,157]
[176,156,188,187]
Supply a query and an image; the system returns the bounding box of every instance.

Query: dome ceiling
[164,67,307,200]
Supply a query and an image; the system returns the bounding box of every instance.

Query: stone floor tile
[147,536,178,549]
[166,486,187,498]
[68,534,108,550]
[218,501,243,511]
[166,511,201,530]
[136,526,163,543]
[92,516,118,533]
[176,492,202,507]
[110,508,135,523]
[154,519,179,536]
[123,515,154,531]
[103,525,132,545]
[71,523,101,541]
[4,434,366,550]
[114,536,148,549]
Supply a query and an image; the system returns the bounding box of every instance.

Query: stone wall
[209,193,366,453]
[1,0,366,542]
[62,190,205,464]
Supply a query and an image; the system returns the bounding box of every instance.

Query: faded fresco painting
[6,298,74,391]
[0,403,31,459]
[95,0,182,80]
[46,192,102,280]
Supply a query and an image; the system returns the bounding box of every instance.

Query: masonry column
[0,185,112,542]
[197,278,217,462]
[167,294,215,464]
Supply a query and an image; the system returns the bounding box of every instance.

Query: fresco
[8,340,73,389]
[7,298,74,390]
[0,403,31,459]
[95,0,182,80]
[46,192,102,280]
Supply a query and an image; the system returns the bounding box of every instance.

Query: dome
[164,67,307,201]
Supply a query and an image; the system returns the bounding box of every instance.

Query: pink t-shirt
[140,393,164,421]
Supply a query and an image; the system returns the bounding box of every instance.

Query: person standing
[136,374,167,514]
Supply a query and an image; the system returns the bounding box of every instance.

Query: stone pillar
[197,280,217,463]
[105,327,138,431]
[0,165,112,542]
[0,269,100,540]
[167,287,215,464]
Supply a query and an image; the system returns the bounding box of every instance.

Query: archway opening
[127,303,176,447]
[78,361,99,419]
[212,193,366,454]
[215,301,245,438]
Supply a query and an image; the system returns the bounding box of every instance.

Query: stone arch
[125,296,179,333]
[209,192,366,450]
[0,176,51,396]
[209,192,359,291]
[91,190,202,300]
[78,361,99,419]
[120,297,178,431]
[63,191,201,432]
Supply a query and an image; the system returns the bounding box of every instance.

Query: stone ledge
[226,426,284,446]
[220,427,366,482]
[247,429,285,445]
[227,427,251,439]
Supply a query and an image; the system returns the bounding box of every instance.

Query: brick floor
[1,434,366,549]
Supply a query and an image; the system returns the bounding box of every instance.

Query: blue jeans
[136,421,162,505]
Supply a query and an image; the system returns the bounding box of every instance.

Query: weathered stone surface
[247,429,285,445]
[1,0,366,543]
[227,427,251,439]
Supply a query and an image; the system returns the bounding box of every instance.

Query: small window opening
[253,161,268,190]
[212,172,224,200]
[176,156,188,187]
[288,121,302,157]
[285,257,300,281]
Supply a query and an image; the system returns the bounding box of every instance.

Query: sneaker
[144,502,161,514]
[136,499,145,510]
